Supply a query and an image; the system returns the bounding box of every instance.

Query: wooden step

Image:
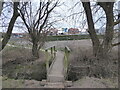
[45,82,64,88]
[47,75,64,82]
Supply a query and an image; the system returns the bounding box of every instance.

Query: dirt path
[72,77,118,88]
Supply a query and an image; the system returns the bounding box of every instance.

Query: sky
[0,0,120,33]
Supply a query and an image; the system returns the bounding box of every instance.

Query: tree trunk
[32,38,39,58]
[82,2,114,58]
[82,2,101,56]
[98,2,114,56]
[1,2,19,51]
[0,0,4,15]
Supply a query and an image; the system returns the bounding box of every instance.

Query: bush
[29,62,46,81]
[2,47,47,81]
[3,59,47,81]
[67,46,118,81]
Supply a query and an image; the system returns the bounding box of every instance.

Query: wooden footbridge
[41,46,72,88]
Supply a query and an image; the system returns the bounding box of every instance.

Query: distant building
[57,28,66,35]
[11,33,24,38]
[68,28,80,35]
[48,28,58,36]
[61,28,68,35]
[78,28,88,35]
[63,28,68,32]
[11,33,28,38]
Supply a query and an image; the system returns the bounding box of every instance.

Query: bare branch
[114,19,120,26]
[112,42,120,47]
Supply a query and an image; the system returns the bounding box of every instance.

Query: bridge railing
[64,46,71,79]
[45,46,56,76]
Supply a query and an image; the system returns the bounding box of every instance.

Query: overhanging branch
[112,42,120,47]
[114,19,120,26]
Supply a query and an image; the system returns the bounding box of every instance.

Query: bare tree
[1,2,20,51]
[19,1,58,58]
[81,1,120,58]
[82,1,101,57]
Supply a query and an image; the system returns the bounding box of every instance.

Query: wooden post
[53,46,56,51]
[64,47,67,78]
[67,50,70,71]
[53,46,56,59]
[45,49,49,76]
[64,46,71,79]
[50,47,53,60]
[51,47,53,54]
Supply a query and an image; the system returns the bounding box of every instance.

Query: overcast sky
[0,0,120,33]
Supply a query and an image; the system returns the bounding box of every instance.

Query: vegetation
[67,45,118,83]
[82,2,120,57]
[2,46,47,81]
[2,76,25,88]
[19,1,58,58]
[1,2,20,51]
[46,35,103,41]
[1,0,119,88]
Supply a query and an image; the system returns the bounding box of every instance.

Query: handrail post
[45,49,49,78]
[53,46,56,51]
[53,46,56,58]
[64,46,70,80]
[51,47,53,59]
[45,45,57,81]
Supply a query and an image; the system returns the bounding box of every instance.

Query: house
[68,28,80,35]
[48,28,58,36]
[57,28,66,35]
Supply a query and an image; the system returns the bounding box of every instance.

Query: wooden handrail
[45,45,55,51]
[65,46,71,52]
[45,46,56,79]
[64,46,71,79]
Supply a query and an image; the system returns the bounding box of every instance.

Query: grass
[2,76,25,88]
[67,43,118,83]
[2,46,47,82]
[73,76,118,88]
[46,35,103,41]
[2,46,32,64]
[8,40,32,49]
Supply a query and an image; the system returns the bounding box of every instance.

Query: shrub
[67,46,118,81]
[3,59,47,81]
[2,47,47,81]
